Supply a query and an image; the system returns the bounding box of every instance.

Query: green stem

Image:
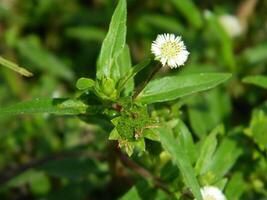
[117,57,152,95]
[115,145,171,195]
[0,56,33,77]
[133,63,162,100]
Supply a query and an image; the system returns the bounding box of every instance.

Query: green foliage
[0,56,33,77]
[117,57,151,95]
[169,0,203,28]
[17,37,74,81]
[65,26,106,42]
[201,138,242,184]
[119,187,141,200]
[0,98,88,117]
[76,77,95,90]
[136,73,231,104]
[187,89,231,138]
[245,103,267,150]
[243,75,267,89]
[37,158,97,179]
[174,119,197,164]
[97,0,127,83]
[195,127,220,175]
[240,42,267,65]
[137,14,185,34]
[116,45,134,95]
[225,173,246,200]
[109,104,152,156]
[205,13,236,71]
[153,128,202,200]
[0,0,266,199]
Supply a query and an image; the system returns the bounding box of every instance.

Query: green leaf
[174,119,197,164]
[5,170,46,188]
[109,128,120,140]
[205,14,236,71]
[240,42,267,65]
[65,26,106,42]
[17,37,73,81]
[96,0,127,81]
[119,186,141,200]
[153,128,202,200]
[214,178,228,190]
[195,126,221,175]
[143,129,159,141]
[0,56,33,77]
[160,161,179,182]
[242,75,267,89]
[117,58,151,93]
[37,158,96,179]
[29,172,51,195]
[245,108,267,149]
[170,0,203,28]
[136,73,231,104]
[188,89,231,138]
[137,14,185,33]
[76,77,95,90]
[0,98,88,117]
[225,173,246,200]
[115,45,134,95]
[206,139,242,183]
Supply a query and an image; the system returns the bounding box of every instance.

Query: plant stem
[115,145,171,195]
[133,63,162,100]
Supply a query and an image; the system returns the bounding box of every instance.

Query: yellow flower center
[160,41,181,59]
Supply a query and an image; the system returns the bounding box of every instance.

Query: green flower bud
[101,77,117,98]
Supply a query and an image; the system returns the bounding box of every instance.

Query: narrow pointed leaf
[96,0,127,81]
[195,129,219,175]
[117,58,151,93]
[170,0,203,28]
[116,45,134,95]
[153,128,202,200]
[0,56,33,77]
[137,73,231,104]
[225,173,246,200]
[174,119,197,164]
[242,75,267,89]
[0,98,88,117]
[207,139,242,182]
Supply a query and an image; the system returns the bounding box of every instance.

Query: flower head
[198,186,227,200]
[151,33,189,69]
[219,14,243,38]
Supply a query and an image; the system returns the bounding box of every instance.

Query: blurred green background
[0,0,266,199]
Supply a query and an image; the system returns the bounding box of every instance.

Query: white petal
[151,33,189,69]
[198,186,227,200]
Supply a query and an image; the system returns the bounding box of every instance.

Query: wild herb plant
[0,0,266,199]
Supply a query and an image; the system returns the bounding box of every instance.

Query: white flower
[198,186,227,200]
[151,33,189,69]
[219,14,243,38]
